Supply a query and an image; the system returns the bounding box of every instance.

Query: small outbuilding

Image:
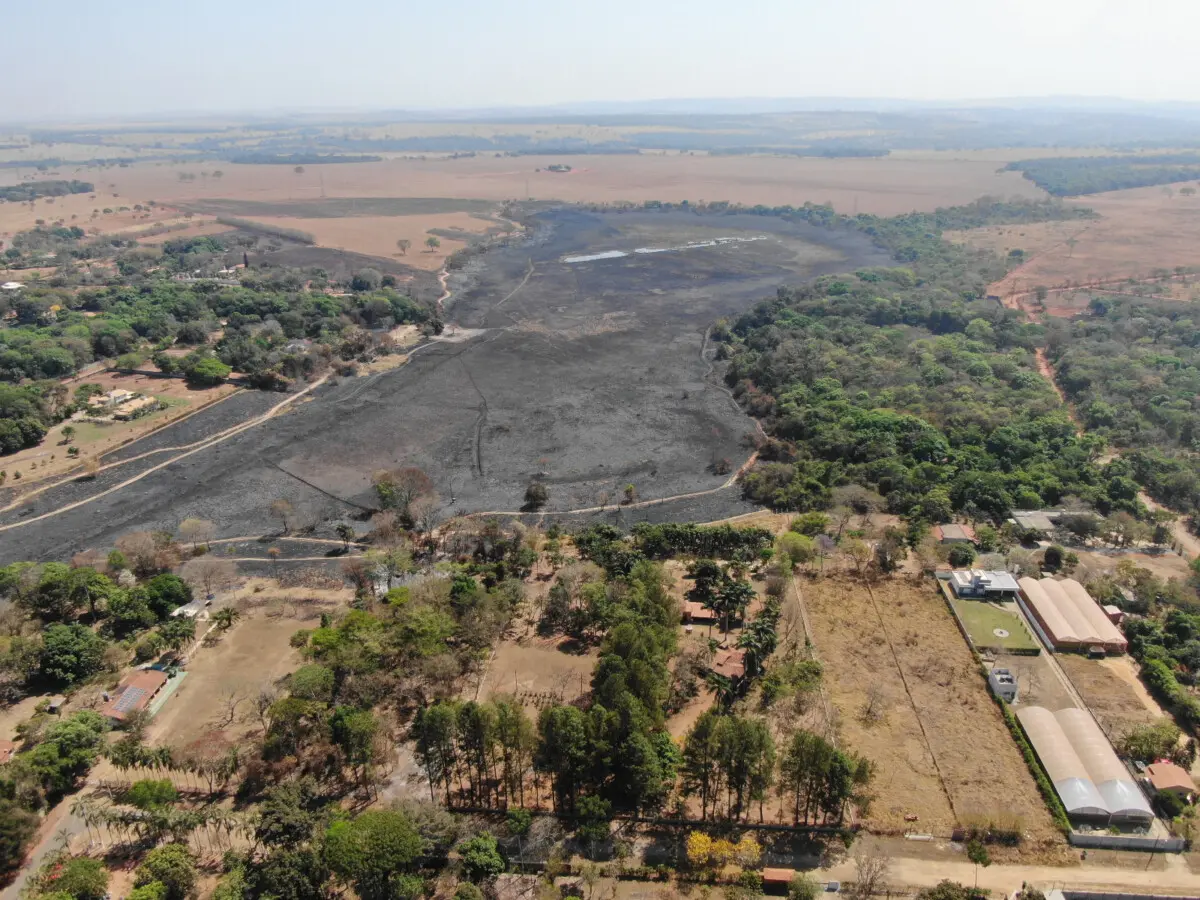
[0,741,18,764]
[988,667,1018,703]
[1146,761,1197,804]
[102,669,169,724]
[1,282,23,292]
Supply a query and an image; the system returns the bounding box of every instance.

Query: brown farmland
[803,575,1063,853]
[951,185,1200,298]
[236,211,496,270]
[1057,654,1165,739]
[0,152,1044,231]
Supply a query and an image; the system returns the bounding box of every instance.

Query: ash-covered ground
[0,209,889,561]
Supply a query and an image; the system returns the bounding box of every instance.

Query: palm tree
[212,607,240,631]
[715,577,755,634]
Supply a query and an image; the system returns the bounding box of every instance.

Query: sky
[6,0,1200,121]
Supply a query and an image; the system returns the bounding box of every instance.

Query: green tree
[323,809,425,900]
[788,873,821,900]
[335,524,356,551]
[212,607,241,631]
[123,779,178,809]
[159,616,196,651]
[916,882,979,900]
[142,574,192,618]
[0,800,38,877]
[457,832,505,882]
[38,855,109,900]
[965,839,990,889]
[536,705,591,813]
[947,544,976,568]
[39,624,108,687]
[184,356,231,387]
[425,236,441,252]
[330,707,379,784]
[61,426,76,445]
[255,778,324,849]
[135,844,198,900]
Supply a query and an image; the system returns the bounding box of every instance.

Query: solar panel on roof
[113,687,147,713]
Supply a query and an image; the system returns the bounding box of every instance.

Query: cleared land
[951,185,1200,297]
[1057,654,1165,739]
[477,637,598,712]
[234,211,496,270]
[147,598,333,750]
[0,209,889,561]
[804,575,1063,851]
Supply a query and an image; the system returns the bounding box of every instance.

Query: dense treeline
[1006,153,1200,195]
[1125,609,1200,732]
[1047,297,1200,516]
[0,180,93,203]
[718,199,1131,525]
[630,523,773,561]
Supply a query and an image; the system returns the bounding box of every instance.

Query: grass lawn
[950,596,1039,651]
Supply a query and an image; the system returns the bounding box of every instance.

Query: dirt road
[822,848,1196,894]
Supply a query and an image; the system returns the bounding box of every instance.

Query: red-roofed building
[683,601,717,623]
[0,741,17,765]
[1147,761,1197,803]
[102,669,169,724]
[933,523,978,545]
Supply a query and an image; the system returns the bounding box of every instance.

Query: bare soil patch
[804,575,1062,850]
[1071,547,1193,584]
[476,636,598,713]
[1058,654,1165,739]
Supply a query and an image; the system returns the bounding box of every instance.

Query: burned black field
[0,209,889,561]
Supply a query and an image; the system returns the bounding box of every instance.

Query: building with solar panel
[102,669,169,725]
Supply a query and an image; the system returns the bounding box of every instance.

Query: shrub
[135,844,198,900]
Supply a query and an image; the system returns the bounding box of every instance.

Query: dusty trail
[494,258,535,308]
[0,375,329,534]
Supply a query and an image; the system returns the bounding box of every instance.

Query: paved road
[1,798,85,900]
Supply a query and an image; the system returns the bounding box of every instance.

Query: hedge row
[1141,657,1200,733]
[979,661,1072,834]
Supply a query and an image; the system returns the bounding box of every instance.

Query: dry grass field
[147,603,329,750]
[0,153,1044,227]
[803,575,1063,852]
[949,185,1200,298]
[1057,654,1165,739]
[237,211,496,270]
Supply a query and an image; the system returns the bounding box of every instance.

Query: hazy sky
[7,0,1200,120]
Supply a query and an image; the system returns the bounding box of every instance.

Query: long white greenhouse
[1016,706,1154,825]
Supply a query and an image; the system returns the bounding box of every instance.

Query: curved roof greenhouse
[1016,706,1153,823]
